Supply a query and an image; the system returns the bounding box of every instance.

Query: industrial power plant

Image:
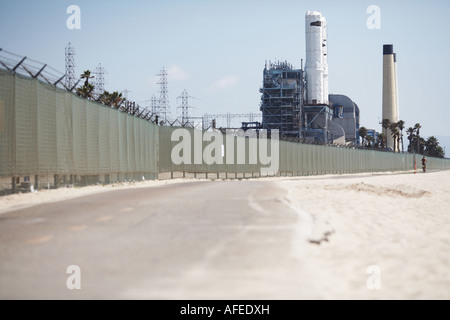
[260,11,361,145]
[2,2,450,302]
[0,9,405,153]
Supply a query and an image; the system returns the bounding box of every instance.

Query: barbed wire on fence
[0,48,71,90]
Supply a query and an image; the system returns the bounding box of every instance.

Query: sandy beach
[279,170,450,299]
[1,170,449,299]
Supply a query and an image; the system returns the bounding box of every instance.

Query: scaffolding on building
[260,61,303,137]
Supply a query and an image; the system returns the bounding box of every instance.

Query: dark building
[259,61,303,137]
[329,94,360,144]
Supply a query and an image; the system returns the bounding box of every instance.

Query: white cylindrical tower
[394,53,399,122]
[305,11,327,104]
[322,17,329,104]
[382,44,398,151]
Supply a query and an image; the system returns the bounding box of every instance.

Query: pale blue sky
[1,0,449,148]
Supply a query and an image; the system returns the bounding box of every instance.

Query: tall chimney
[305,11,328,105]
[394,53,399,122]
[382,44,399,151]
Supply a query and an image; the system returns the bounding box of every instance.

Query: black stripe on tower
[383,44,394,55]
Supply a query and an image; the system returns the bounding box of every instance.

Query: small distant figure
[421,156,427,173]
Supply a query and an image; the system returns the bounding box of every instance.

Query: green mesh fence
[1,69,449,191]
[0,70,158,184]
[157,126,450,177]
[158,127,264,177]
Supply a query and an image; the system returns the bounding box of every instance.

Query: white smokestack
[305,11,329,105]
[394,53,399,121]
[322,18,329,104]
[382,44,399,151]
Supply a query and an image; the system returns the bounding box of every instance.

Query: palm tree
[389,123,399,152]
[366,135,374,148]
[99,91,112,105]
[98,90,111,105]
[407,127,415,152]
[382,119,390,135]
[397,120,405,153]
[414,123,422,153]
[377,133,386,149]
[381,118,392,150]
[76,83,94,99]
[425,136,438,155]
[110,91,125,109]
[436,146,445,158]
[81,70,94,87]
[414,123,422,133]
[419,137,426,154]
[425,136,444,158]
[390,126,399,152]
[359,127,367,147]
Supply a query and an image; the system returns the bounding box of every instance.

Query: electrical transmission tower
[93,63,106,99]
[65,43,76,89]
[150,95,158,114]
[157,67,171,123]
[177,90,193,126]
